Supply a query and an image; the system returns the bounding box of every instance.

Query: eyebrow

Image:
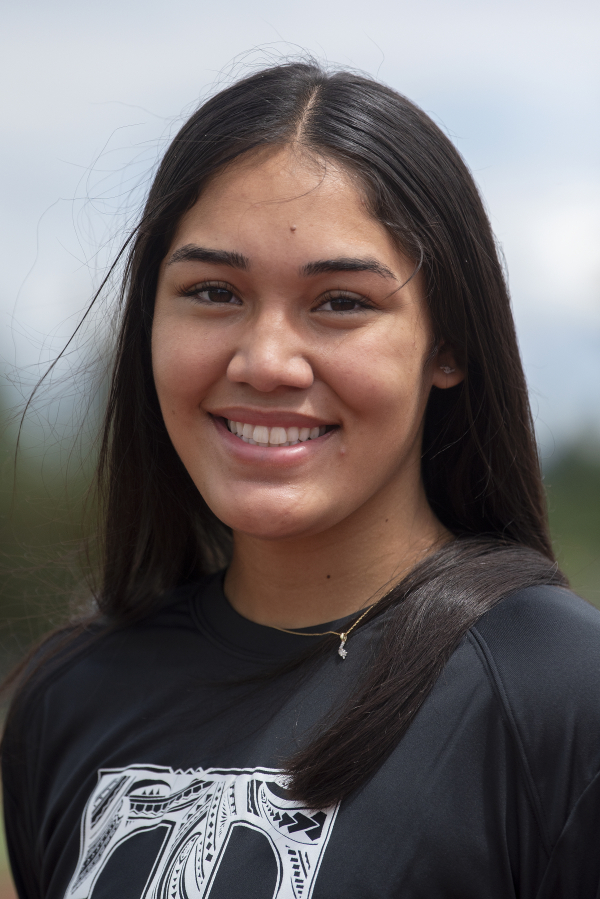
[300,257,397,280]
[166,245,396,281]
[166,244,249,270]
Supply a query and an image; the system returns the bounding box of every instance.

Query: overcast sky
[1,0,599,458]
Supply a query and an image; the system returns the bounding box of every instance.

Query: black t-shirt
[3,576,600,899]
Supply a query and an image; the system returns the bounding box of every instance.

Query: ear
[430,342,465,389]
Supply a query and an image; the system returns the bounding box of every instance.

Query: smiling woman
[151,148,459,619]
[2,62,600,899]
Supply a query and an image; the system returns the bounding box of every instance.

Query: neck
[224,484,450,629]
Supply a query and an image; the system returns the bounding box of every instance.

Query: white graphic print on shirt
[66,764,339,899]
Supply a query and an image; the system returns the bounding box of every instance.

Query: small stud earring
[440,365,455,374]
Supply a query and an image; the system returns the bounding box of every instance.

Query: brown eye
[329,297,360,311]
[205,287,235,303]
[187,284,242,306]
[317,294,370,313]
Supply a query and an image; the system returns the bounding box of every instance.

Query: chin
[205,494,336,542]
[218,511,317,541]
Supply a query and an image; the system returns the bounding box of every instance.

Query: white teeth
[268,426,287,445]
[227,419,329,445]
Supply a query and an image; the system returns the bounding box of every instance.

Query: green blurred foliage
[0,812,11,884]
[0,395,97,680]
[545,443,600,609]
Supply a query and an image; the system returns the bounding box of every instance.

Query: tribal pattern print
[66,764,339,899]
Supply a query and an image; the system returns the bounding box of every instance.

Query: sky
[1,0,599,459]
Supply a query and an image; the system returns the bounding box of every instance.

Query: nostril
[225,345,314,392]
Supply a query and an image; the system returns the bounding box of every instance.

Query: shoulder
[467,585,600,842]
[470,584,600,703]
[2,582,202,749]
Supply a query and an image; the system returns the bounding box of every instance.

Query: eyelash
[180,281,242,305]
[315,291,376,314]
[179,281,375,314]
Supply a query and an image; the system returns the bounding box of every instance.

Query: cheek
[151,320,224,417]
[326,333,432,432]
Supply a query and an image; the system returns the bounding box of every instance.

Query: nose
[226,309,314,393]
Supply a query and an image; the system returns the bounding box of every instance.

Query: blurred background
[1,0,599,891]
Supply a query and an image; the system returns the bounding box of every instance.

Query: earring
[440,365,455,374]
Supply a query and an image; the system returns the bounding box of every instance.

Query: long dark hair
[4,62,566,807]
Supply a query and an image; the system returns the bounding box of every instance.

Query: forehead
[167,147,402,264]
[197,146,362,211]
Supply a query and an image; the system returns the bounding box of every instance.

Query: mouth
[222,418,334,447]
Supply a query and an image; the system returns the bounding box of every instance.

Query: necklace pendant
[338,634,347,659]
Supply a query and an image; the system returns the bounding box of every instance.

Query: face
[152,147,461,541]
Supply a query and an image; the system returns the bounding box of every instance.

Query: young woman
[3,62,600,899]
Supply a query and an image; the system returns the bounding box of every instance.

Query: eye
[183,282,242,305]
[315,293,373,313]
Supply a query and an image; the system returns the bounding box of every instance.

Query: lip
[207,407,335,429]
[210,414,336,463]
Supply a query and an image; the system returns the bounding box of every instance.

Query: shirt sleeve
[536,769,600,899]
[3,779,40,899]
[2,693,43,899]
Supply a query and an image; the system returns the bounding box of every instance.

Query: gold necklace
[269,605,374,659]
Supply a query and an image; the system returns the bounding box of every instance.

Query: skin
[152,146,463,628]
